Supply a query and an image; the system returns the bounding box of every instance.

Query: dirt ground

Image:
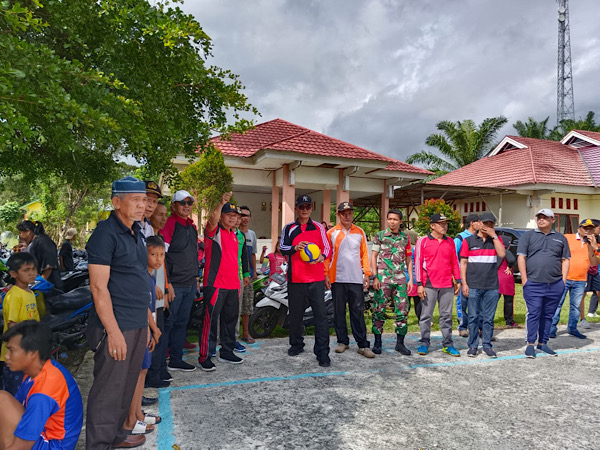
[74,323,600,450]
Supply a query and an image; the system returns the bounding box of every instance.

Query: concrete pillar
[337,169,350,205]
[380,192,389,230]
[271,178,280,244]
[322,189,331,224]
[281,164,295,226]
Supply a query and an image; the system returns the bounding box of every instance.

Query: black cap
[430,213,448,223]
[479,212,496,223]
[144,180,163,198]
[296,194,312,207]
[465,214,480,225]
[337,202,354,212]
[221,202,239,214]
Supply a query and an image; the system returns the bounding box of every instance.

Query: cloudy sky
[185,0,600,163]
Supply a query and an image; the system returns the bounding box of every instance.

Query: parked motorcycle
[248,271,334,339]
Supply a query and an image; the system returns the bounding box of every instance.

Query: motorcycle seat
[45,286,93,314]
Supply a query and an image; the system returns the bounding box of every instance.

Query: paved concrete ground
[76,324,600,449]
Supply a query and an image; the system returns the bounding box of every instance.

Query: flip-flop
[241,337,256,344]
[129,420,154,434]
[143,413,162,425]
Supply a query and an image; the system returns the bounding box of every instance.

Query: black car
[495,227,528,280]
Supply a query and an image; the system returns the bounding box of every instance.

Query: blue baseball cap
[112,176,146,195]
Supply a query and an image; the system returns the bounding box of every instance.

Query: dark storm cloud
[187,0,600,162]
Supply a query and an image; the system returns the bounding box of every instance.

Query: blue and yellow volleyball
[300,243,321,262]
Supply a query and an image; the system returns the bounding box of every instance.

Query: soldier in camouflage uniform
[371,209,414,355]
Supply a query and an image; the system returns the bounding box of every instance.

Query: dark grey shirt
[86,211,150,330]
[517,229,570,284]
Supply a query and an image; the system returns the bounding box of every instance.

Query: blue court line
[158,346,600,450]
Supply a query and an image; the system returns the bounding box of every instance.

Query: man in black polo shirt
[459,212,505,358]
[517,208,570,358]
[85,176,149,449]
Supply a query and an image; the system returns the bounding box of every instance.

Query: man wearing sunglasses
[280,195,332,367]
[161,190,199,373]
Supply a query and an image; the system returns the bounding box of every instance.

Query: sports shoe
[168,360,196,372]
[357,347,376,358]
[549,331,557,338]
[211,349,217,357]
[568,329,587,339]
[536,343,557,356]
[144,378,170,389]
[525,345,536,358]
[183,340,197,350]
[417,345,429,355]
[506,321,520,328]
[587,312,599,318]
[482,348,497,358]
[458,329,469,338]
[218,353,244,364]
[579,319,591,329]
[288,347,304,356]
[234,341,246,353]
[335,343,350,353]
[442,346,460,357]
[198,358,216,372]
[318,356,331,368]
[160,370,173,382]
[467,347,477,358]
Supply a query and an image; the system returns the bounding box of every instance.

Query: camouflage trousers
[371,281,409,336]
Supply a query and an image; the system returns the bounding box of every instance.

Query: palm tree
[548,111,600,141]
[406,116,508,177]
[513,116,551,139]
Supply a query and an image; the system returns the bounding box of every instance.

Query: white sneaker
[587,312,599,318]
[580,319,591,329]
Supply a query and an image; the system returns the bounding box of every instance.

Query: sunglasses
[298,204,312,210]
[241,213,249,217]
[178,200,194,206]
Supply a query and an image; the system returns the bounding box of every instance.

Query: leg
[307,281,330,359]
[419,288,438,346]
[540,280,567,344]
[0,391,24,448]
[503,295,515,325]
[481,290,500,349]
[241,283,254,339]
[346,283,369,348]
[219,289,240,357]
[147,307,165,384]
[456,291,463,329]
[550,281,570,336]
[523,282,543,344]
[412,296,422,321]
[460,293,469,331]
[169,285,195,364]
[198,286,218,362]
[438,288,455,348]
[467,289,482,349]
[287,283,307,351]
[568,281,586,332]
[123,368,147,430]
[332,283,350,345]
[371,283,391,335]
[392,282,409,336]
[589,292,599,314]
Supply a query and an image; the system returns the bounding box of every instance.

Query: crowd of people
[1,174,599,449]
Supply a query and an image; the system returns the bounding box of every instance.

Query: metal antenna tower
[557,0,575,124]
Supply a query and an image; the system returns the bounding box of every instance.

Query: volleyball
[299,243,321,262]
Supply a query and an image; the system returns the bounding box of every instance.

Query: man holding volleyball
[280,194,332,367]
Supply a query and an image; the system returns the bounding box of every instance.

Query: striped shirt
[459,233,503,290]
[280,218,331,283]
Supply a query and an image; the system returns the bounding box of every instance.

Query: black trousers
[86,326,146,449]
[288,281,330,358]
[332,282,369,348]
[411,296,422,321]
[198,287,239,361]
[502,294,514,324]
[146,307,165,382]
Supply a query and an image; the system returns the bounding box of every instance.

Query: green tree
[0,201,22,230]
[414,199,460,237]
[513,117,551,139]
[406,117,508,177]
[548,111,600,141]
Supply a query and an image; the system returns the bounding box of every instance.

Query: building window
[470,202,474,212]
[464,203,467,213]
[551,197,556,208]
[574,199,578,210]
[476,202,480,212]
[566,198,571,209]
[553,214,579,234]
[559,198,563,209]
[482,202,486,211]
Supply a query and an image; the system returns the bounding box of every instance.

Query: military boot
[372,334,382,354]
[395,334,411,355]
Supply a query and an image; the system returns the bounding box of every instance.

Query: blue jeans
[164,284,196,363]
[457,292,469,330]
[467,289,499,349]
[550,280,586,335]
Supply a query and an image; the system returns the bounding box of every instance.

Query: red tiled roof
[579,146,600,187]
[574,130,600,142]
[210,118,431,175]
[429,135,594,188]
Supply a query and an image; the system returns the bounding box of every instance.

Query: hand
[373,278,381,291]
[149,327,161,352]
[504,267,512,275]
[253,273,258,280]
[222,191,233,203]
[164,289,174,309]
[462,283,469,298]
[417,285,426,300]
[155,285,164,300]
[406,279,414,293]
[454,282,461,296]
[588,234,598,250]
[243,276,251,286]
[295,241,309,252]
[363,275,370,290]
[107,329,127,361]
[325,275,331,290]
[310,254,325,265]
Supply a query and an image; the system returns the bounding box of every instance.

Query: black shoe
[144,378,170,389]
[395,334,411,355]
[198,358,216,372]
[318,356,331,368]
[288,347,305,357]
[160,370,173,382]
[372,334,382,355]
[141,396,158,406]
[168,360,197,372]
[218,353,244,364]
